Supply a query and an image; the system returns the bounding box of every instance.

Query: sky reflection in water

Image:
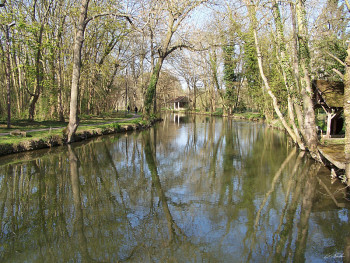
[0,114,349,262]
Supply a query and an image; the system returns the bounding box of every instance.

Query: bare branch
[85,12,129,24]
[84,12,144,33]
[332,68,344,79]
[164,42,213,58]
[326,51,346,66]
[172,0,210,32]
[345,0,350,13]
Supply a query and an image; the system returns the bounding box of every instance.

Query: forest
[0,0,349,161]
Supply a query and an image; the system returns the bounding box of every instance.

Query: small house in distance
[313,80,344,137]
[168,96,191,110]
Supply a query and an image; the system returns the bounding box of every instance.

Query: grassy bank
[0,112,157,157]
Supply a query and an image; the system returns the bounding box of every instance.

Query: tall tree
[295,0,321,160]
[144,0,209,116]
[66,0,90,143]
[4,23,14,128]
[244,0,300,147]
[27,0,53,121]
[223,43,239,115]
[271,0,305,150]
[66,1,132,142]
[0,1,11,127]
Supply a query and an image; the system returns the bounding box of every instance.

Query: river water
[0,114,349,262]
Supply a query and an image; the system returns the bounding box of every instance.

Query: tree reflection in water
[0,114,349,262]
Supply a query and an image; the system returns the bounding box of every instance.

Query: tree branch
[332,68,344,79]
[84,12,142,32]
[326,51,346,66]
[345,0,350,13]
[164,43,211,58]
[173,0,209,32]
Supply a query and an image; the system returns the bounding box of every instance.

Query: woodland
[0,0,349,174]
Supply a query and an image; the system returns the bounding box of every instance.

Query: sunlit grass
[319,137,345,146]
[0,120,67,133]
[0,112,141,146]
[0,129,64,145]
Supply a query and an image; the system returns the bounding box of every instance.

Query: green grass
[0,120,67,133]
[0,129,64,145]
[0,113,142,146]
[0,111,134,133]
[319,137,345,146]
[233,112,264,120]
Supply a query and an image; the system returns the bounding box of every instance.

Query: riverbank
[0,114,161,157]
[171,109,347,179]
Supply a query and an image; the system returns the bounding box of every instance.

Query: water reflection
[0,114,349,262]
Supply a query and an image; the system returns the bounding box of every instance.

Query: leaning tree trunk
[67,0,90,143]
[295,0,321,161]
[246,0,299,145]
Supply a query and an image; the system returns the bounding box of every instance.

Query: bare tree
[143,0,209,116]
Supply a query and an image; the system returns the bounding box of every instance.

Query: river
[0,114,349,262]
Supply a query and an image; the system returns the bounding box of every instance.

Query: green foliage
[145,63,161,115]
[266,43,288,113]
[106,122,121,130]
[234,112,264,120]
[223,43,238,111]
[242,28,264,113]
[213,108,223,116]
[223,44,237,83]
[311,0,349,80]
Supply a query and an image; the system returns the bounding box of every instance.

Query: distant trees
[142,0,209,116]
[0,0,349,159]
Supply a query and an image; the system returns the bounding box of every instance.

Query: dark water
[0,114,350,262]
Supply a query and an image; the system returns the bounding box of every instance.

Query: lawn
[0,111,140,146]
[0,111,134,134]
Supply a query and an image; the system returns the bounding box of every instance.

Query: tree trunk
[193,82,197,110]
[295,0,321,161]
[272,0,305,150]
[29,24,45,121]
[246,0,299,145]
[345,43,350,185]
[290,3,305,138]
[67,0,90,143]
[5,25,11,128]
[145,59,163,116]
[56,17,65,122]
[11,46,21,115]
[57,51,65,122]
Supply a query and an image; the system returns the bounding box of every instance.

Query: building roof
[169,96,190,103]
[313,80,344,108]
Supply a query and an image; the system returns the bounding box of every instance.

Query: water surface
[0,114,349,262]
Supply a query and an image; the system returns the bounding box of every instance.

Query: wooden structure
[169,96,191,110]
[313,80,344,137]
